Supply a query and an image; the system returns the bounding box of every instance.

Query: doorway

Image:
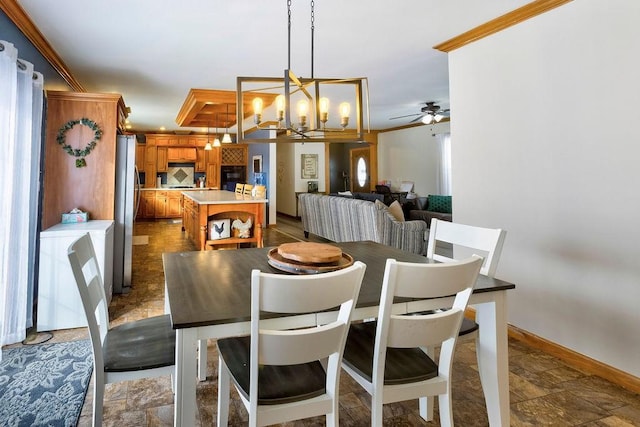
[350,147,371,193]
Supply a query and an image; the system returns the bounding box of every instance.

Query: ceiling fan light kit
[391,101,450,125]
[236,0,370,143]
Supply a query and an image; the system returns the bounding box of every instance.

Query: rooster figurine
[232,217,252,238]
[213,221,225,239]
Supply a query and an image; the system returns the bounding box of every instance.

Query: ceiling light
[204,122,213,151]
[236,0,369,143]
[421,114,434,125]
[434,113,444,122]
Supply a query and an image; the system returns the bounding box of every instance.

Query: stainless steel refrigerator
[113,134,140,293]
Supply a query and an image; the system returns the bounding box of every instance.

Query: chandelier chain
[287,0,292,70]
[310,0,315,78]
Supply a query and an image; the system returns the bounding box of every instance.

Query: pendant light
[204,122,213,150]
[213,113,221,147]
[222,104,232,143]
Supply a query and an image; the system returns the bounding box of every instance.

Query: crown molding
[0,0,85,91]
[434,0,573,53]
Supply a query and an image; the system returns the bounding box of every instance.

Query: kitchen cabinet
[157,146,168,172]
[38,220,114,331]
[141,190,156,218]
[221,145,247,165]
[167,147,197,162]
[155,190,168,218]
[195,148,206,172]
[144,146,157,188]
[136,143,146,171]
[167,192,182,217]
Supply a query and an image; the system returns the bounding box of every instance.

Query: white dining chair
[67,233,175,427]
[426,218,507,335]
[216,261,366,427]
[341,256,483,426]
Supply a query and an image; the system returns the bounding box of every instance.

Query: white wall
[448,0,640,376]
[275,142,326,216]
[378,122,450,196]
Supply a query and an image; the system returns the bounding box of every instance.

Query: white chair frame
[341,256,483,427]
[68,233,174,427]
[217,261,366,427]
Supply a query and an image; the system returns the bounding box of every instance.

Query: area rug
[0,339,93,427]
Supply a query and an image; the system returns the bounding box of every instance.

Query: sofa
[299,193,428,255]
[408,195,452,227]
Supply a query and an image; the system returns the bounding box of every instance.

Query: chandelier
[236,0,369,143]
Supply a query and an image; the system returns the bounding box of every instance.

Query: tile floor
[24,217,640,426]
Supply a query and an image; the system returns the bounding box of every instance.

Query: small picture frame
[253,155,263,174]
[209,219,230,240]
[301,154,318,179]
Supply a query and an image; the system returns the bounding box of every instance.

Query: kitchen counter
[140,187,216,191]
[181,190,267,250]
[182,189,268,205]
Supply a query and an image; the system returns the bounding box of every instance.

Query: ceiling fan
[389,101,450,124]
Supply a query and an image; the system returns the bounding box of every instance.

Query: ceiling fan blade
[409,115,425,123]
[389,113,420,120]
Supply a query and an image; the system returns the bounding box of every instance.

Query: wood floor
[43,216,640,426]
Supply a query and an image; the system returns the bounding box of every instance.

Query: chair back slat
[259,322,347,366]
[427,218,506,277]
[387,309,462,348]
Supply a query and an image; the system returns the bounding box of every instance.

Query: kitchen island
[181,190,268,250]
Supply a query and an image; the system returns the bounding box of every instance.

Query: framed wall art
[301,154,318,179]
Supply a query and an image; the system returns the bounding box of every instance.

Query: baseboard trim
[507,324,640,394]
[464,308,640,394]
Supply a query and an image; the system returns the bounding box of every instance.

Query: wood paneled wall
[42,91,126,230]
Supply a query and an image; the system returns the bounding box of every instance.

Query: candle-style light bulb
[319,97,329,126]
[275,95,285,124]
[297,99,309,131]
[252,97,263,125]
[339,102,350,128]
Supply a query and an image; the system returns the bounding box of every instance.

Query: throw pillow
[388,200,405,222]
[427,195,452,214]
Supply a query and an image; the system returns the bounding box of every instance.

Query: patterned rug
[0,340,93,427]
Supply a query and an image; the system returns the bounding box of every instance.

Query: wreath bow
[56,117,102,167]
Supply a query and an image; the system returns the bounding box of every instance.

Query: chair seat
[217,336,326,405]
[104,314,175,372]
[459,317,479,336]
[343,321,438,385]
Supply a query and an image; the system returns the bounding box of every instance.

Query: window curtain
[435,132,452,196]
[0,40,44,358]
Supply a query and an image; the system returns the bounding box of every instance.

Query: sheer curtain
[0,40,44,357]
[435,132,452,196]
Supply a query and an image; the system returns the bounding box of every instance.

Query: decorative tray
[267,245,354,275]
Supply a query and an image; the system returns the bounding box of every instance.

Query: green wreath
[56,117,103,167]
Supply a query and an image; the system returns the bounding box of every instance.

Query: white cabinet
[37,220,114,331]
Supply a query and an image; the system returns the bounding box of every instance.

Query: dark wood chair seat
[343,321,438,385]
[217,335,326,405]
[104,314,176,372]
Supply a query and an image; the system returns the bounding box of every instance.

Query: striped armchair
[299,193,427,255]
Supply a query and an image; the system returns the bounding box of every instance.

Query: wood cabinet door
[195,148,206,172]
[136,144,146,171]
[144,146,157,188]
[167,193,182,217]
[157,147,168,172]
[155,192,167,218]
[142,192,156,217]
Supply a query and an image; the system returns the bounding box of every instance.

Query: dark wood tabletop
[163,241,515,330]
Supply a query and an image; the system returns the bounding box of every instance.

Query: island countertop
[181,189,268,205]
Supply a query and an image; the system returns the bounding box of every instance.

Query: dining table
[163,240,515,426]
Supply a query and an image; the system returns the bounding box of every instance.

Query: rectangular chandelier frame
[236,70,369,144]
